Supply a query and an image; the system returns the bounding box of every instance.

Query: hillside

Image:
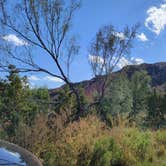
[50,62,166,98]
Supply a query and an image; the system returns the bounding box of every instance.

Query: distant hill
[50,62,166,99]
[120,62,166,88]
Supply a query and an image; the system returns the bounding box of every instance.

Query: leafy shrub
[54,116,110,166]
[90,137,124,166]
[155,130,166,158]
[30,115,110,166]
[9,114,166,166]
[155,130,166,145]
[120,128,154,165]
[0,127,7,139]
[38,143,58,166]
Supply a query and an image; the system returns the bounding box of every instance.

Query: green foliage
[0,128,7,139]
[40,143,58,166]
[122,128,153,161]
[161,92,166,112]
[0,66,51,138]
[155,130,166,159]
[155,130,166,146]
[102,74,132,120]
[0,66,28,136]
[148,89,161,118]
[146,89,166,128]
[54,86,77,112]
[101,70,153,126]
[130,70,151,118]
[54,85,87,120]
[32,116,110,166]
[25,115,166,166]
[90,137,123,166]
[31,88,50,112]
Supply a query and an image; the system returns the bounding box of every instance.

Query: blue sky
[66,0,166,83]
[1,0,166,88]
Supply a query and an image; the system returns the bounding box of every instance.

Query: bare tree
[0,0,83,119]
[89,25,138,111]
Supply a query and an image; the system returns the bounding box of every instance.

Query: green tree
[53,86,87,121]
[129,70,151,120]
[89,25,137,113]
[102,74,132,123]
[147,89,166,128]
[161,91,166,121]
[0,65,28,136]
[20,87,51,126]
[0,65,51,137]
[0,0,83,120]
[31,88,50,112]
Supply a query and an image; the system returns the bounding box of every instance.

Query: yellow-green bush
[154,130,166,159]
[123,128,153,159]
[109,127,166,166]
[155,130,166,146]
[90,137,124,166]
[13,114,166,166]
[52,116,110,166]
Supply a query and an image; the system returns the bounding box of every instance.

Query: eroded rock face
[0,140,42,166]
